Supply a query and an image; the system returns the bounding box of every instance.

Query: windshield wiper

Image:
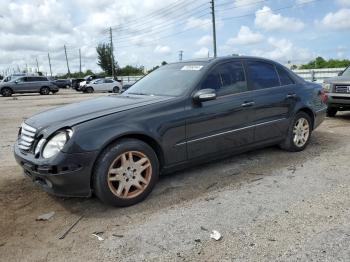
[127,92,150,96]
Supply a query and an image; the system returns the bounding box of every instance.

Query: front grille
[335,85,350,94]
[18,123,37,151]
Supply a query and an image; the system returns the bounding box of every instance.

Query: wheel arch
[296,107,315,130]
[90,132,165,189]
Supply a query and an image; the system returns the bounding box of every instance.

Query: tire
[113,86,120,93]
[280,112,312,152]
[52,90,58,94]
[326,107,337,117]
[40,87,50,95]
[1,87,13,97]
[93,139,159,207]
[86,87,94,93]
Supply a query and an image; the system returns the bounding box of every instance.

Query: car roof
[168,55,280,66]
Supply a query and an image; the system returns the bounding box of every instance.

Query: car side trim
[177,118,287,146]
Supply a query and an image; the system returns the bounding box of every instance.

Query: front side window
[247,61,280,90]
[201,61,247,96]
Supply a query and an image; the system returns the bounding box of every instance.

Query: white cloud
[251,38,312,63]
[196,35,212,46]
[185,17,212,30]
[255,6,304,32]
[337,0,350,7]
[320,9,350,30]
[193,47,209,58]
[154,45,171,55]
[226,26,264,46]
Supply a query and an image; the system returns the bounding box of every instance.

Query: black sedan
[53,79,71,88]
[14,56,327,206]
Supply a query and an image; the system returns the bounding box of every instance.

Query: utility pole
[79,48,82,76]
[179,50,184,61]
[36,58,39,73]
[64,45,71,77]
[109,27,115,79]
[47,53,52,77]
[210,0,217,58]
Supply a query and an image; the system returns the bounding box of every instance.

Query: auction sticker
[181,65,203,71]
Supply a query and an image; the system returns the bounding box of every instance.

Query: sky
[0,0,349,75]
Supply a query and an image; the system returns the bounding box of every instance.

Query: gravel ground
[0,90,349,261]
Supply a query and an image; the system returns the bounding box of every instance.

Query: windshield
[341,66,350,77]
[125,63,207,96]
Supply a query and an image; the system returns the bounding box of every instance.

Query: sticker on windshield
[181,65,203,71]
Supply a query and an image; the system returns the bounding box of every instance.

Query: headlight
[42,129,73,159]
[323,83,331,92]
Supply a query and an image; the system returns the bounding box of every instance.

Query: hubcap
[293,118,310,147]
[107,151,152,199]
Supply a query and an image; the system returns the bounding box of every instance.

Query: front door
[186,61,255,159]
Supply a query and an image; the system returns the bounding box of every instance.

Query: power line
[103,0,207,33]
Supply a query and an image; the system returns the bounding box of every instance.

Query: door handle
[241,101,255,107]
[286,93,297,99]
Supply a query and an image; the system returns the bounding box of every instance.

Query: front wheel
[85,87,94,93]
[326,107,337,117]
[93,139,159,207]
[1,87,13,97]
[280,112,312,152]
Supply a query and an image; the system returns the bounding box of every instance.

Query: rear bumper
[14,144,98,197]
[314,107,327,129]
[327,93,350,109]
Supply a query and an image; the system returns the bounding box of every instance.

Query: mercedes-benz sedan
[14,56,327,206]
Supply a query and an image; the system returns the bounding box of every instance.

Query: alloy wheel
[107,151,152,199]
[293,117,310,147]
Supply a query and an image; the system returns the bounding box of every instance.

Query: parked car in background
[323,66,350,117]
[53,79,71,89]
[13,56,327,206]
[83,78,122,93]
[0,76,59,96]
[71,78,85,91]
[78,75,98,90]
[2,73,27,83]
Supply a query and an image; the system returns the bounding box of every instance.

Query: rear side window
[201,61,247,96]
[105,79,113,83]
[246,61,280,90]
[277,66,294,86]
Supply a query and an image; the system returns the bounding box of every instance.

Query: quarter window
[247,61,280,90]
[277,66,294,86]
[201,61,247,96]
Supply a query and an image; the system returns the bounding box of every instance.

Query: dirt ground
[0,89,349,261]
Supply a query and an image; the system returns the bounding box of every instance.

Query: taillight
[319,90,328,103]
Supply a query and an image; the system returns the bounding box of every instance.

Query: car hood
[324,75,350,84]
[25,94,173,133]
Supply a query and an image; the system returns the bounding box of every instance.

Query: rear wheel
[85,86,94,93]
[326,107,337,117]
[40,87,50,95]
[113,86,120,93]
[1,87,13,97]
[280,112,312,152]
[93,139,159,207]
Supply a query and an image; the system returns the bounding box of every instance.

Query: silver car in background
[0,76,59,97]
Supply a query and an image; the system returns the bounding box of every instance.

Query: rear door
[104,79,114,91]
[186,60,255,159]
[245,60,297,142]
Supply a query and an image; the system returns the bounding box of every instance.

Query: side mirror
[193,88,216,103]
[338,72,343,76]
